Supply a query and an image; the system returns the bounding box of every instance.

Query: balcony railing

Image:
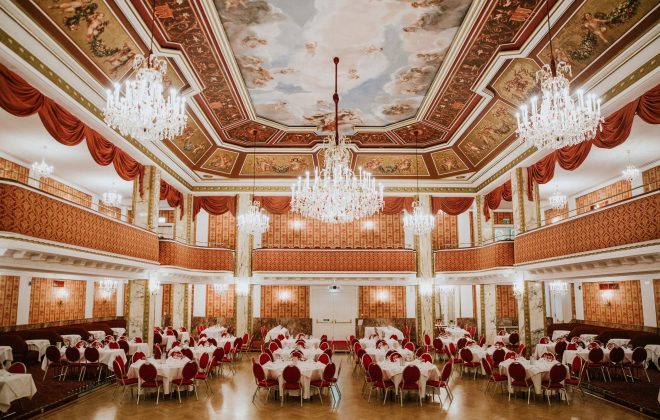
[158,240,234,271]
[434,241,515,272]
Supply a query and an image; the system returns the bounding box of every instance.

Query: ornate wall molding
[158,240,234,272]
[435,241,515,272]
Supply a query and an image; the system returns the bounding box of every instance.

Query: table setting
[281,337,321,349]
[265,326,290,342]
[127,356,191,394]
[444,326,471,340]
[273,347,322,362]
[200,326,228,342]
[365,347,413,363]
[126,339,150,356]
[88,330,106,341]
[0,370,37,413]
[377,359,441,395]
[363,326,403,340]
[499,357,568,395]
[110,327,126,337]
[551,330,570,341]
[262,359,325,399]
[25,339,51,360]
[359,337,400,350]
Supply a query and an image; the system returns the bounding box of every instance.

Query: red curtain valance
[192,196,236,221]
[0,64,145,196]
[254,196,291,214]
[526,84,660,200]
[431,197,474,216]
[160,180,185,218]
[483,180,512,221]
[382,197,414,214]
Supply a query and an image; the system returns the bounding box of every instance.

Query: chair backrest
[134,337,143,343]
[404,342,415,351]
[233,337,243,350]
[269,342,279,353]
[45,345,61,363]
[555,340,567,355]
[188,337,195,347]
[172,341,181,348]
[356,348,366,360]
[424,334,431,346]
[571,355,582,376]
[509,332,520,345]
[632,347,647,364]
[481,358,492,377]
[549,364,567,384]
[567,343,577,350]
[117,340,129,355]
[277,334,285,341]
[76,341,86,348]
[493,348,506,364]
[433,338,443,352]
[253,361,267,382]
[540,337,550,344]
[608,346,624,363]
[415,347,425,358]
[505,351,517,360]
[588,347,604,363]
[420,353,432,363]
[259,352,271,365]
[223,341,232,354]
[132,351,145,362]
[242,333,249,345]
[368,363,383,382]
[112,360,125,381]
[459,347,473,362]
[213,347,225,362]
[441,360,453,382]
[322,362,336,382]
[199,352,210,369]
[448,342,457,356]
[389,352,401,362]
[457,337,467,350]
[402,365,421,384]
[65,346,80,362]
[319,342,329,351]
[7,362,26,374]
[154,333,162,344]
[508,362,526,381]
[352,342,361,354]
[318,353,330,365]
[516,344,526,355]
[291,350,304,360]
[153,345,162,360]
[139,362,157,382]
[282,365,301,384]
[207,338,218,347]
[182,348,194,360]
[181,361,198,380]
[108,341,120,349]
[264,348,274,361]
[84,346,100,363]
[541,352,555,361]
[361,353,373,371]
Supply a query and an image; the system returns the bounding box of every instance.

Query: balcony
[434,241,515,273]
[158,240,234,272]
[253,249,416,273]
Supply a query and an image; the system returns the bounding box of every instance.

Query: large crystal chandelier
[621,150,640,182]
[548,280,568,296]
[31,146,53,179]
[291,57,384,223]
[213,283,228,294]
[102,183,122,207]
[403,129,435,235]
[516,1,602,150]
[512,278,525,300]
[98,279,117,293]
[104,1,187,142]
[238,130,270,235]
[548,185,567,210]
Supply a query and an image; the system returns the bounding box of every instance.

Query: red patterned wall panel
[359,286,406,318]
[496,285,518,321]
[544,205,568,225]
[434,241,514,272]
[0,276,19,327]
[0,182,159,261]
[29,278,86,323]
[582,280,643,326]
[515,193,659,264]
[261,212,404,249]
[39,177,92,208]
[253,249,416,272]
[260,286,309,318]
[654,279,660,328]
[642,165,660,193]
[208,212,236,248]
[92,282,116,318]
[432,213,458,250]
[493,212,514,225]
[158,240,234,271]
[206,284,236,317]
[575,180,632,214]
[0,156,28,184]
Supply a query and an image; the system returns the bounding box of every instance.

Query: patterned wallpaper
[493,211,514,225]
[253,249,416,272]
[260,212,404,249]
[642,165,660,193]
[544,204,567,225]
[29,278,86,323]
[92,281,116,318]
[359,286,406,318]
[208,212,236,248]
[432,213,458,250]
[0,156,28,184]
[496,284,518,321]
[435,241,514,272]
[206,284,236,317]
[162,284,173,319]
[0,276,20,327]
[575,180,632,214]
[40,177,92,208]
[582,280,643,326]
[260,285,309,318]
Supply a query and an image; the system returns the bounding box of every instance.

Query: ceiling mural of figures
[239,153,314,176]
[199,148,240,175]
[430,149,469,176]
[491,58,542,106]
[214,0,472,127]
[354,154,430,177]
[169,115,215,164]
[458,101,517,166]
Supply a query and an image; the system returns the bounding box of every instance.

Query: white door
[310,285,357,340]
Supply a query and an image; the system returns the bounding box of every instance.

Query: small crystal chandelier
[104,1,187,142]
[516,0,602,150]
[291,57,384,223]
[512,279,525,300]
[238,130,270,235]
[98,279,117,295]
[403,129,435,235]
[102,183,122,207]
[213,283,228,294]
[548,280,568,296]
[621,150,640,182]
[31,146,53,179]
[548,185,567,210]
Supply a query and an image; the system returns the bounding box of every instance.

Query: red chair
[361,353,374,394]
[565,356,583,393]
[419,353,432,363]
[508,332,520,347]
[153,333,163,350]
[108,341,120,350]
[628,347,650,382]
[404,342,415,352]
[492,348,506,368]
[414,347,425,358]
[258,352,271,365]
[366,363,394,405]
[432,338,444,361]
[132,351,146,363]
[181,348,194,361]
[134,337,143,343]
[291,350,304,360]
[277,334,285,341]
[459,348,480,379]
[82,347,102,382]
[188,337,195,347]
[567,343,578,350]
[456,337,467,350]
[43,346,65,382]
[281,365,303,406]
[399,365,422,406]
[427,360,454,403]
[117,339,129,356]
[555,340,568,362]
[516,343,526,356]
[268,341,279,353]
[584,347,606,382]
[63,346,84,381]
[318,353,331,365]
[505,351,517,360]
[541,352,556,361]
[240,333,250,353]
[311,362,337,405]
[111,359,137,400]
[207,338,218,347]
[171,341,181,348]
[7,362,26,374]
[541,364,568,405]
[197,352,213,394]
[137,362,163,405]
[319,341,330,351]
[481,358,507,394]
[210,347,225,376]
[539,337,550,344]
[171,361,198,403]
[153,345,162,360]
[252,362,278,402]
[477,335,486,347]
[507,362,533,403]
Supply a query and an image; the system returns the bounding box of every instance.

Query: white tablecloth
[273,348,322,362]
[282,338,321,349]
[41,347,127,370]
[0,347,13,366]
[499,358,565,395]
[551,330,570,341]
[88,330,106,341]
[201,326,227,342]
[127,341,150,356]
[445,327,470,340]
[0,373,36,413]
[265,326,289,342]
[177,331,190,343]
[607,338,630,347]
[561,348,633,365]
[645,345,660,365]
[25,339,50,360]
[359,338,400,350]
[494,333,511,345]
[159,335,177,351]
[61,335,81,347]
[365,348,413,363]
[363,326,403,340]
[262,360,324,399]
[127,358,189,394]
[378,360,440,396]
[110,328,126,336]
[533,343,558,359]
[579,334,598,342]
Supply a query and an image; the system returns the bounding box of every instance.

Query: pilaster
[235,193,252,335]
[415,195,435,340]
[511,167,540,234]
[132,166,160,232]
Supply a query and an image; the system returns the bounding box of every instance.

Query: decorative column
[132,166,160,232]
[173,194,193,243]
[482,284,497,343]
[125,279,154,353]
[415,194,435,341]
[473,196,483,245]
[234,193,252,336]
[171,283,186,329]
[184,283,192,331]
[517,275,546,355]
[511,167,540,234]
[475,194,493,244]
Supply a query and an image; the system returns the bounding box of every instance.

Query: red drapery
[0,64,145,195]
[483,180,512,221]
[526,84,660,200]
[431,197,474,216]
[192,196,236,221]
[254,196,291,214]
[160,180,185,218]
[381,197,414,214]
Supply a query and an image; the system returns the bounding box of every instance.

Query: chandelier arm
[414,130,419,196]
[252,129,257,197]
[545,0,556,76]
[148,0,156,59]
[333,57,339,146]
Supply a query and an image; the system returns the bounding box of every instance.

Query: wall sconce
[278,290,292,302]
[55,288,68,305]
[148,275,161,295]
[419,279,434,297]
[376,290,389,302]
[512,279,525,300]
[235,278,250,297]
[290,220,304,230]
[601,290,613,306]
[362,220,375,230]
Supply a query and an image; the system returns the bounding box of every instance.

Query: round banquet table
[24,339,51,360]
[363,326,403,340]
[499,358,568,395]
[365,348,413,363]
[88,330,107,341]
[0,372,36,413]
[60,335,81,347]
[281,338,321,349]
[272,348,322,362]
[110,327,126,336]
[444,327,471,340]
[265,326,289,342]
[127,340,150,356]
[551,330,570,341]
[262,360,325,399]
[377,359,440,396]
[127,357,191,394]
[201,326,228,342]
[533,342,558,359]
[359,338,400,350]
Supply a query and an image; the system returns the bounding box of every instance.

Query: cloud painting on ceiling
[215,0,472,127]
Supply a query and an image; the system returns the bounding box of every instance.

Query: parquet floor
[39,354,647,419]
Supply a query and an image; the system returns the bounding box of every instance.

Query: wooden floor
[40,354,647,419]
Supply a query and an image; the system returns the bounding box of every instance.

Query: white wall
[193,284,206,317]
[116,281,124,317]
[458,285,474,317]
[639,275,657,327]
[16,276,31,325]
[195,210,209,245]
[84,280,94,318]
[457,212,471,248]
[252,285,261,318]
[406,286,416,318]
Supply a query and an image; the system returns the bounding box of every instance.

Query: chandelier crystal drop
[548,280,568,296]
[237,201,270,235]
[403,200,435,235]
[290,57,384,223]
[621,150,640,182]
[102,184,122,207]
[516,1,601,150]
[31,157,53,179]
[548,185,567,210]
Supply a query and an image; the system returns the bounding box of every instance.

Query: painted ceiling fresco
[215,0,472,127]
